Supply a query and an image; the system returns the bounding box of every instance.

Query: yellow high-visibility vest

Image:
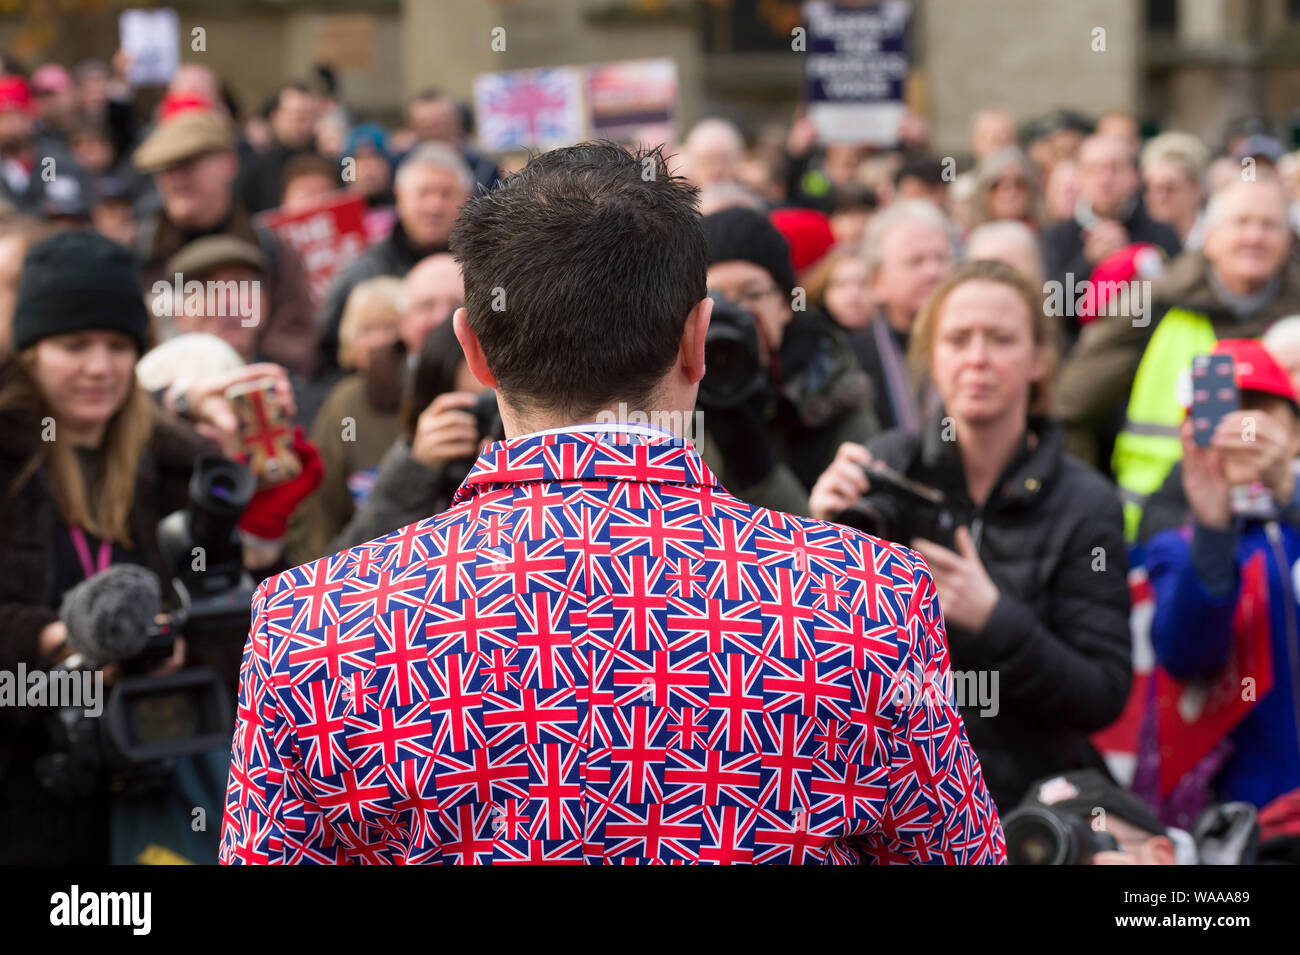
[1112,307,1219,540]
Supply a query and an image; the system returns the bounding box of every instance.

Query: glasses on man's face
[992,176,1029,192]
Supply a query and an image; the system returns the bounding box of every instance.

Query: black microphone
[58,564,161,669]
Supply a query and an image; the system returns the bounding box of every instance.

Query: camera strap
[68,524,111,581]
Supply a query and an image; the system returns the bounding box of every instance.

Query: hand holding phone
[225,376,301,486]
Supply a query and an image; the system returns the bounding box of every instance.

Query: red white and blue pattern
[473,67,585,152]
[220,425,1006,864]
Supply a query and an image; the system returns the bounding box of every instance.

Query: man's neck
[1210,262,1277,300]
[177,201,235,240]
[883,305,914,337]
[1080,191,1137,225]
[397,226,446,260]
[502,397,692,442]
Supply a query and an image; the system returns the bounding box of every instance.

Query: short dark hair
[449,141,706,419]
[894,154,947,189]
[282,152,341,194]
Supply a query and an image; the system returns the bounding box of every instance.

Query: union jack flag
[220,425,1006,864]
[473,67,585,152]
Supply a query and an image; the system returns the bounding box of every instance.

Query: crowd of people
[2,48,1300,865]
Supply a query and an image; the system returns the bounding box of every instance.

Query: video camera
[36,456,259,798]
[831,462,959,549]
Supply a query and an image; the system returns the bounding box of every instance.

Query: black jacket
[845,317,910,433]
[0,369,218,864]
[863,415,1133,811]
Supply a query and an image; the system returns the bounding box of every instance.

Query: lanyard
[68,524,112,581]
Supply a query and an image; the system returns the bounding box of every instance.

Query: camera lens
[1003,807,1071,865]
[704,335,757,404]
[699,294,764,408]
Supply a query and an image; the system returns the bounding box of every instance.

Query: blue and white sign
[804,1,911,145]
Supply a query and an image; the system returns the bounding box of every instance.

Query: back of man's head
[449,141,706,419]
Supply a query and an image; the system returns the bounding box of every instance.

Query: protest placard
[804,1,911,146]
[257,191,369,308]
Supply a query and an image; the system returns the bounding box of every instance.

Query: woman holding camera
[809,259,1132,811]
[0,232,317,863]
[328,317,492,554]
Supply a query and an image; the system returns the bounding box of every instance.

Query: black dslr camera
[831,463,959,549]
[1001,806,1120,865]
[37,457,258,797]
[697,293,769,409]
[443,388,505,489]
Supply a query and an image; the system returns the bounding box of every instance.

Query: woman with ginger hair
[809,259,1132,812]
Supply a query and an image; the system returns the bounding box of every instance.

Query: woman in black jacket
[810,259,1132,812]
[0,232,316,863]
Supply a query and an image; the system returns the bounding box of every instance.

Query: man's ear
[681,297,713,385]
[453,307,498,389]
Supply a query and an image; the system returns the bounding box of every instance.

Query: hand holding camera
[167,363,297,461]
[412,391,486,470]
[809,441,875,521]
[1181,411,1297,532]
[811,441,999,632]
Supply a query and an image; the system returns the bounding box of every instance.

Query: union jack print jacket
[220,423,1006,864]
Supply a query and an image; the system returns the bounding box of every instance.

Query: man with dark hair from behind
[220,141,1005,865]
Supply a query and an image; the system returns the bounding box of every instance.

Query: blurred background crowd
[4,0,1300,866]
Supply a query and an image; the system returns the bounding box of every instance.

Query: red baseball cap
[1078,242,1165,323]
[769,207,836,274]
[158,91,214,121]
[1213,338,1299,411]
[0,74,33,114]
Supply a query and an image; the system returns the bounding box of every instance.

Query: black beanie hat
[701,206,797,295]
[12,230,150,354]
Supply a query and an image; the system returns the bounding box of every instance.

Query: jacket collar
[387,219,447,266]
[1155,249,1300,321]
[449,423,722,504]
[918,412,1063,509]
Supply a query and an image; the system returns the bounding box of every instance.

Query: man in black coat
[1041,133,1181,344]
[237,82,321,215]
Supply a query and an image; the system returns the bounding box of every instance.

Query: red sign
[257,191,369,307]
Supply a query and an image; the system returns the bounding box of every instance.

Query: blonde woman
[810,259,1131,813]
[286,275,406,563]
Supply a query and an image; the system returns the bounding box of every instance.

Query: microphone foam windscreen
[59,563,162,669]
